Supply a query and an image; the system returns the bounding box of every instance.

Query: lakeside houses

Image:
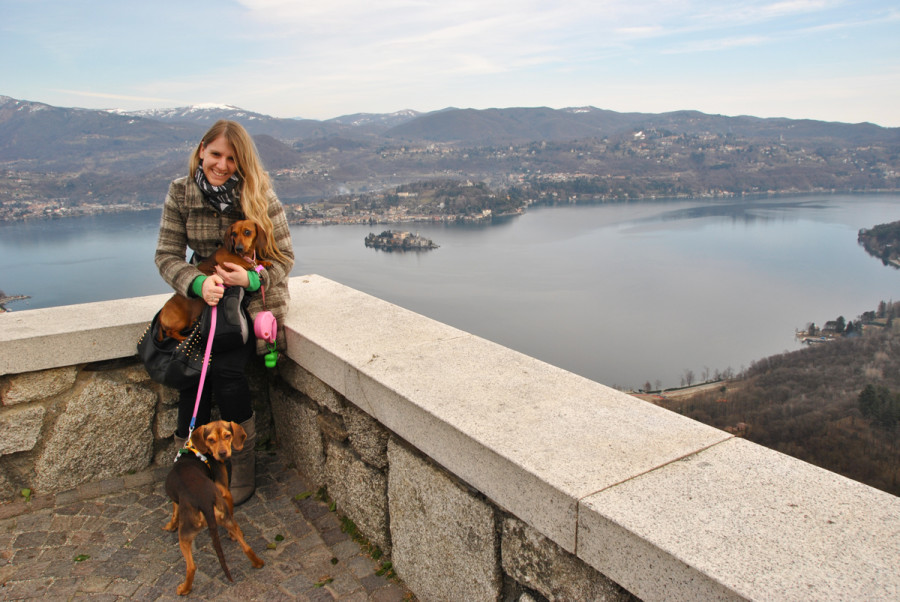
[0,200,157,222]
[0,294,30,312]
[286,203,497,226]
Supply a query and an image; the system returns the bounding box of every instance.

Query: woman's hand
[201,274,225,306]
[215,262,251,288]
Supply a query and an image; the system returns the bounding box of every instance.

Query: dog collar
[175,441,209,466]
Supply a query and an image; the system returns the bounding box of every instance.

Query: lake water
[3,194,900,390]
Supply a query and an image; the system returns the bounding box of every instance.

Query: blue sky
[2,0,898,126]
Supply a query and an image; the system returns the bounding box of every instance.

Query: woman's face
[199,135,238,186]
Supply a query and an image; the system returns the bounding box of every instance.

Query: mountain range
[1,94,898,218]
[101,100,900,146]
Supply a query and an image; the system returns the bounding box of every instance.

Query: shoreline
[3,189,899,225]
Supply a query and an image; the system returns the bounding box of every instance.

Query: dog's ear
[190,425,211,454]
[223,224,236,252]
[255,225,269,258]
[229,421,247,451]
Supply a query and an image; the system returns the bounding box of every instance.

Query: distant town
[2,99,898,223]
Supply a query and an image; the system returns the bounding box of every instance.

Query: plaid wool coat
[155,176,295,355]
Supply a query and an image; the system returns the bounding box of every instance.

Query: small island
[365,230,438,251]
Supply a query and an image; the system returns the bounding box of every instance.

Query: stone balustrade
[2,275,899,601]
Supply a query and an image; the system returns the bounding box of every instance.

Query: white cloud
[615,26,666,37]
[3,0,896,125]
[50,89,186,106]
[760,0,833,18]
[664,35,771,54]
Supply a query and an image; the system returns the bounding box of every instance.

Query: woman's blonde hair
[189,120,287,262]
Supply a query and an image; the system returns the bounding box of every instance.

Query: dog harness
[176,440,210,467]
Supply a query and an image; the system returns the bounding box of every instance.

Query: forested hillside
[657,302,900,496]
[859,220,900,267]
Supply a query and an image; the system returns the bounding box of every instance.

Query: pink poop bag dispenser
[254,311,277,344]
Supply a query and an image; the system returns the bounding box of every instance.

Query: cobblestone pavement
[0,450,413,601]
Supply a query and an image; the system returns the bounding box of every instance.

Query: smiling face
[198,135,238,186]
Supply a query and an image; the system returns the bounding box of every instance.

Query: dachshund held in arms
[158,219,273,341]
[163,420,265,595]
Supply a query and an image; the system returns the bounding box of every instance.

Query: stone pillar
[34,373,156,492]
[388,439,501,601]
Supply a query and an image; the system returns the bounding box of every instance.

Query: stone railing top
[0,293,168,375]
[285,275,900,602]
[3,275,899,601]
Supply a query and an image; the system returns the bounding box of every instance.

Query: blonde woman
[155,120,294,504]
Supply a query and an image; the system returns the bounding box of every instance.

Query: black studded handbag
[136,306,210,390]
[136,286,251,389]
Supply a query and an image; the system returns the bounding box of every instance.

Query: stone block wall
[271,362,633,601]
[0,333,635,600]
[0,359,273,503]
[4,277,900,602]
[0,362,160,499]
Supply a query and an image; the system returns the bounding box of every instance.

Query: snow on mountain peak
[187,103,239,112]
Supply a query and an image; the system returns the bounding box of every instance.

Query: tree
[859,384,881,418]
[835,316,846,334]
[859,384,900,431]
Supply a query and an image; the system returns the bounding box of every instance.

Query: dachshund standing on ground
[163,421,265,595]
[158,219,273,341]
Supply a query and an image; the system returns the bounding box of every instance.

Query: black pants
[176,334,255,438]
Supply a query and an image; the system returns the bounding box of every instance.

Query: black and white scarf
[194,164,242,214]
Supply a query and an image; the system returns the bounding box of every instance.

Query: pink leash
[187,303,217,441]
[179,263,273,458]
